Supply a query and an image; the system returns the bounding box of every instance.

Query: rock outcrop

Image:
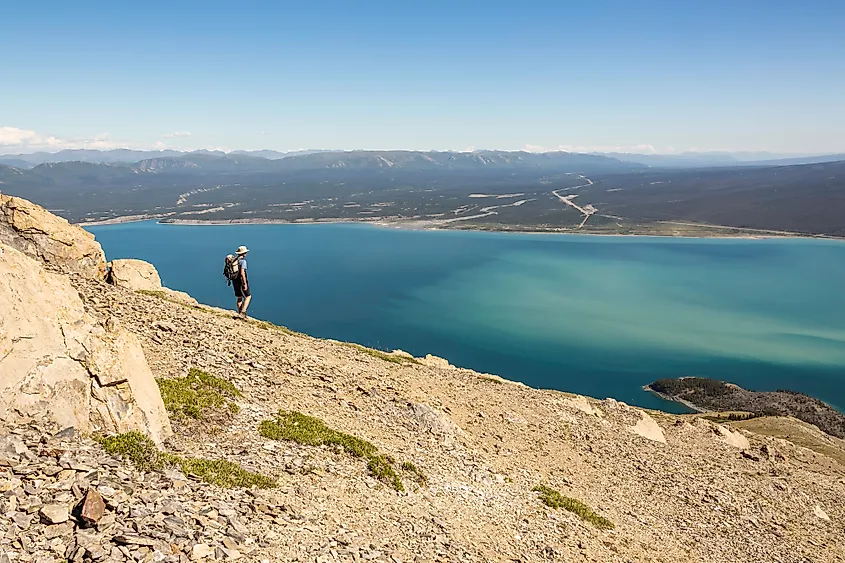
[629,411,667,444]
[0,194,106,278]
[107,258,198,305]
[715,423,751,450]
[0,244,171,444]
[107,259,162,291]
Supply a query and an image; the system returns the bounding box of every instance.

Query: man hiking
[232,245,251,319]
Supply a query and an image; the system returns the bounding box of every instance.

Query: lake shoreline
[643,385,708,413]
[78,215,842,241]
[86,218,845,415]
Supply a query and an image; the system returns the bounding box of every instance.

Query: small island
[647,377,845,439]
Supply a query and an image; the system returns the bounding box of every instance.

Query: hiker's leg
[236,296,244,313]
[241,295,251,315]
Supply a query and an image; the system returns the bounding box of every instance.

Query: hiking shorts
[233,279,251,298]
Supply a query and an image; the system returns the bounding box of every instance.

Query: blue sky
[2,0,843,154]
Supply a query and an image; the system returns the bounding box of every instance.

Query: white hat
[236,245,249,254]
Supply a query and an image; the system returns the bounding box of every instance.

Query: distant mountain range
[594,151,845,168]
[0,149,641,179]
[0,148,344,168]
[0,150,643,223]
[2,148,843,169]
[1,149,843,236]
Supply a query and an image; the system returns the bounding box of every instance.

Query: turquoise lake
[87,221,845,414]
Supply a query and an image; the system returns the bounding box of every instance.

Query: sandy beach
[76,214,843,241]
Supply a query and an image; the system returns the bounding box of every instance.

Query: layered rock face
[0,194,106,278]
[0,243,171,444]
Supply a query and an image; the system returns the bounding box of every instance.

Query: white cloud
[0,127,42,147]
[0,126,129,154]
[163,131,192,138]
[523,143,661,154]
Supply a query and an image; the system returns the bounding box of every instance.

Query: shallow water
[88,222,845,414]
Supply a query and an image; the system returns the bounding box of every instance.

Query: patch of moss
[399,461,428,486]
[259,410,404,491]
[96,431,275,489]
[532,485,614,530]
[157,368,241,420]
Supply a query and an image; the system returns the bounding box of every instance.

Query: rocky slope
[1,197,844,563]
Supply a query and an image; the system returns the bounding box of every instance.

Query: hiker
[230,245,251,318]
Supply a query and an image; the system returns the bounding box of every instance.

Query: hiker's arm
[240,268,248,288]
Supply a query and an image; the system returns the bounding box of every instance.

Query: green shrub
[533,485,614,530]
[96,431,275,489]
[368,456,404,492]
[399,461,428,486]
[260,410,406,491]
[258,411,377,458]
[157,368,241,420]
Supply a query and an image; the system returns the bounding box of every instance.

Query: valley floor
[79,214,838,241]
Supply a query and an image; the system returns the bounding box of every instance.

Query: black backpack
[223,254,240,285]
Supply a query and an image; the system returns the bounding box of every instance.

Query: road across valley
[553,175,598,227]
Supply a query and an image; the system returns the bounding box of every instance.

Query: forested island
[648,377,845,439]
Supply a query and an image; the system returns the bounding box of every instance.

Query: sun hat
[236,245,249,254]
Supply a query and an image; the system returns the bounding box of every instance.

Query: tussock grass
[533,485,614,530]
[259,410,410,491]
[157,368,241,420]
[368,455,404,492]
[479,375,505,384]
[250,318,303,337]
[136,289,168,299]
[96,431,275,489]
[400,461,428,486]
[341,343,420,365]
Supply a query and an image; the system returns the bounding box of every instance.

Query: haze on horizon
[1,0,843,156]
